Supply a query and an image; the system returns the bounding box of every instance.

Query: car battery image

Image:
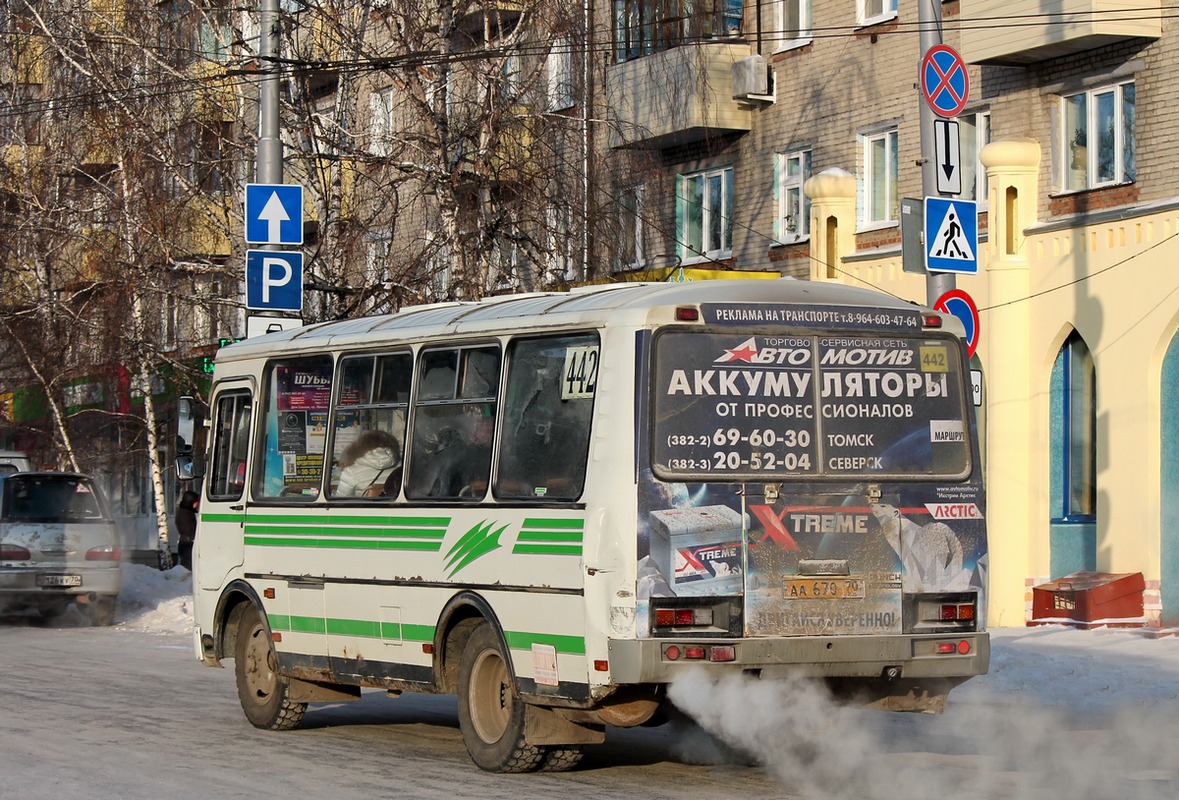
[649,505,743,596]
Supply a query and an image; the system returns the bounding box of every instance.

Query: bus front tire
[234,604,306,731]
[457,622,543,773]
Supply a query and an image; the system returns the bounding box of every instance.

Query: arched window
[1049,331,1097,576]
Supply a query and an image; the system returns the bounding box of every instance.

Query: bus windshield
[651,330,971,481]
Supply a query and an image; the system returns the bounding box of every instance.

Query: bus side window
[495,334,597,501]
[329,352,411,499]
[255,356,334,500]
[208,391,251,502]
[406,346,500,500]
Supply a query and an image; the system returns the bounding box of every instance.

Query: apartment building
[604,0,1179,627]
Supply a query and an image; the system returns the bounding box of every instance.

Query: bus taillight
[650,597,740,636]
[654,607,712,627]
[940,603,975,622]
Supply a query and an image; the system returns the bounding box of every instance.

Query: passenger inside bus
[335,429,401,497]
[411,408,493,498]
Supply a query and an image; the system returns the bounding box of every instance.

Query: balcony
[606,41,754,149]
[450,0,524,52]
[961,0,1161,66]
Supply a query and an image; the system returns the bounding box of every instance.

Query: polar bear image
[871,503,969,592]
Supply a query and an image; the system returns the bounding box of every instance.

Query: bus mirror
[177,396,196,454]
[176,454,202,481]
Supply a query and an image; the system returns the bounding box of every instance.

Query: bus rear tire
[537,746,585,772]
[457,622,543,773]
[235,603,306,731]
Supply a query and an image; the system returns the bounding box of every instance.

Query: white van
[0,451,32,475]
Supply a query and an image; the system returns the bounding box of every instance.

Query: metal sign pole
[919,0,955,307]
[257,0,283,186]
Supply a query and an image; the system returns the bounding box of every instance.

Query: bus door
[198,381,253,592]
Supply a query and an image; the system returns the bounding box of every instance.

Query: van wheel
[83,596,116,627]
[457,622,543,773]
[234,604,306,730]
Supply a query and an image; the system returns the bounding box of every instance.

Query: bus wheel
[234,604,306,731]
[457,622,543,773]
[537,746,585,772]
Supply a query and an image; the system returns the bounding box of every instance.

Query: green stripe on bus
[326,617,381,638]
[511,544,583,556]
[504,631,586,655]
[515,530,583,543]
[244,537,443,551]
[245,525,446,539]
[201,513,245,523]
[245,514,451,527]
[270,614,579,655]
[521,518,584,530]
[290,616,326,635]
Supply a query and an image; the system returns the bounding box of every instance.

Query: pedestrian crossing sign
[924,197,978,274]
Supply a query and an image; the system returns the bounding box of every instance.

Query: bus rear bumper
[607,631,990,686]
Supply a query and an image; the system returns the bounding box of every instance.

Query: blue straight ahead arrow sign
[245,184,304,245]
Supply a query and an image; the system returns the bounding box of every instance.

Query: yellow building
[603,0,1178,626]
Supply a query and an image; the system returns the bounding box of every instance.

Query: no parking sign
[934,288,980,358]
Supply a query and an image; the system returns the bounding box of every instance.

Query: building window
[370,87,394,157]
[678,166,733,262]
[960,110,990,203]
[546,37,576,111]
[1051,331,1096,521]
[776,150,811,243]
[617,184,646,271]
[1062,81,1135,192]
[613,0,743,62]
[775,0,811,50]
[857,0,897,26]
[859,129,898,228]
[158,0,232,66]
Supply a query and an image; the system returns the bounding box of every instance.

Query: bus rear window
[651,331,970,480]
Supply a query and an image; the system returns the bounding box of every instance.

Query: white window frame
[369,87,394,158]
[858,128,898,229]
[617,184,647,271]
[678,166,734,263]
[546,37,576,112]
[857,0,897,26]
[1060,81,1136,192]
[365,231,392,285]
[776,149,811,244]
[775,0,812,51]
[960,110,991,204]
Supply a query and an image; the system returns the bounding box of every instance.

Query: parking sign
[245,250,304,311]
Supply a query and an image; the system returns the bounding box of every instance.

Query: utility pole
[257,0,283,185]
[919,0,953,307]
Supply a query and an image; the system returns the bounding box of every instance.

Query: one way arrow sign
[934,118,962,195]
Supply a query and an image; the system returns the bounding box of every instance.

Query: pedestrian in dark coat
[175,490,199,570]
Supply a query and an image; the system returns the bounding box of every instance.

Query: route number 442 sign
[562,346,599,399]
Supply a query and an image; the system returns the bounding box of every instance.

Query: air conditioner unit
[732,54,773,103]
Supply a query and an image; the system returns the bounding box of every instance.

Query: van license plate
[37,574,82,587]
[784,578,865,599]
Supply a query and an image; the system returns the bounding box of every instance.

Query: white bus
[193,279,988,772]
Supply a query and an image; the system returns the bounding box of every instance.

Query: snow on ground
[115,562,1179,709]
[115,562,195,634]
